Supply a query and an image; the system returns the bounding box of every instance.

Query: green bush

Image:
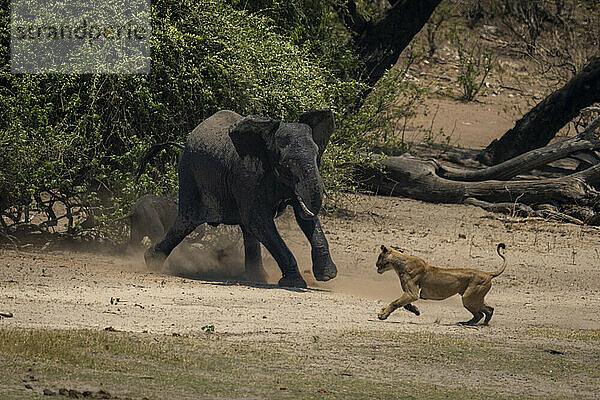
[0,0,364,240]
[448,28,493,102]
[226,0,356,77]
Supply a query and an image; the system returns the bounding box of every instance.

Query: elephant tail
[136,142,185,180]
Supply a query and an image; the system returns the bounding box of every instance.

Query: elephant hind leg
[145,211,203,270]
[145,171,205,269]
[241,227,268,283]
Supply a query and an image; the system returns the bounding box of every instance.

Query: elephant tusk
[297,195,315,218]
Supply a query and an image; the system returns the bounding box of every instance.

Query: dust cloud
[131,212,401,298]
[162,225,248,281]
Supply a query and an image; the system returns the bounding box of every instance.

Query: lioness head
[376,245,406,274]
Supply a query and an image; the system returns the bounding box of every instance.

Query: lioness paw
[404,304,420,316]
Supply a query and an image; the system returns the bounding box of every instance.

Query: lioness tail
[489,243,507,278]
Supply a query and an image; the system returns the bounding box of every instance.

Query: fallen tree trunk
[356,112,600,225]
[437,114,600,182]
[360,154,600,206]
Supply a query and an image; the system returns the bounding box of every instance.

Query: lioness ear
[380,245,388,253]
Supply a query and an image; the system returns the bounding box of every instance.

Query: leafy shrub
[0,0,361,240]
[226,0,355,75]
[448,28,493,102]
[321,56,427,199]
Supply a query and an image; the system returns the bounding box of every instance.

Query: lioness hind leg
[482,304,494,325]
[459,311,484,326]
[404,303,420,316]
[459,286,487,326]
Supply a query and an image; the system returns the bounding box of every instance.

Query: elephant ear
[299,109,335,166]
[229,115,281,158]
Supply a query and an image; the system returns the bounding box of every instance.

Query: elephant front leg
[247,219,306,288]
[241,227,268,283]
[293,211,337,282]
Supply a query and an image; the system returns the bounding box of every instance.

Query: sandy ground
[4,16,600,399]
[2,82,600,396]
[1,195,600,398]
[1,194,599,335]
[2,50,599,397]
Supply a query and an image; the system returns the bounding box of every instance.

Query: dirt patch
[2,194,599,333]
[1,194,599,398]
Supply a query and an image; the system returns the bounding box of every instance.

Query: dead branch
[464,197,538,217]
[436,115,600,181]
[356,114,600,226]
[478,56,600,165]
[360,152,600,205]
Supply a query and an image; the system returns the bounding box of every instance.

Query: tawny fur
[376,243,507,326]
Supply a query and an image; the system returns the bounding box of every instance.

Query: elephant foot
[144,246,167,271]
[278,274,307,289]
[312,257,338,282]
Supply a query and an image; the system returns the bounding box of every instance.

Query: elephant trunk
[295,171,324,220]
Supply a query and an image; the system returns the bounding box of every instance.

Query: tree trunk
[358,153,600,205]
[438,115,600,181]
[343,0,442,89]
[477,56,600,165]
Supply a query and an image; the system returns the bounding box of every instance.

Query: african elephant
[143,109,338,288]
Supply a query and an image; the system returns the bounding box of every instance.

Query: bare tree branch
[478,56,600,165]
[438,115,600,181]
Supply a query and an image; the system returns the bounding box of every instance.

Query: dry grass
[1,328,599,399]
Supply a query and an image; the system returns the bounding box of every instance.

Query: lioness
[376,243,506,326]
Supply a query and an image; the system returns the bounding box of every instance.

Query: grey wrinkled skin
[144,109,338,288]
[129,194,178,248]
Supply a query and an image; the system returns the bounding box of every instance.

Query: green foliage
[226,0,356,77]
[0,0,423,239]
[0,0,362,240]
[348,56,425,154]
[448,28,493,102]
[321,57,426,198]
